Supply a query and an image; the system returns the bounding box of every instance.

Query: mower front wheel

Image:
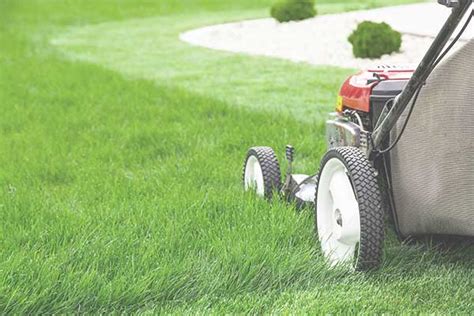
[243,147,281,199]
[315,147,384,271]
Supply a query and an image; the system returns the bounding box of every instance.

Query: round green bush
[348,21,402,59]
[271,0,317,23]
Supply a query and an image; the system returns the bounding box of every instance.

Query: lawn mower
[242,0,474,271]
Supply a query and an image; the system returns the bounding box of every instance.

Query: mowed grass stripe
[51,11,350,122]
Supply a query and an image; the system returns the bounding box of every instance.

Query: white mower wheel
[243,147,281,199]
[315,147,384,271]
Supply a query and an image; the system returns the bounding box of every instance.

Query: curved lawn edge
[179,3,472,69]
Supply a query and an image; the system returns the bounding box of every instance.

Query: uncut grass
[0,60,323,312]
[1,0,473,313]
[2,62,472,314]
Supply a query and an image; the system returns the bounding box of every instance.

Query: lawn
[1,0,473,313]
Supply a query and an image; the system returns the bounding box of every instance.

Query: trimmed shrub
[348,21,402,59]
[271,0,317,23]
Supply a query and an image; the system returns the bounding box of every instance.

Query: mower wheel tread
[243,147,281,199]
[315,147,385,271]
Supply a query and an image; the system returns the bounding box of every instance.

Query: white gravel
[180,3,473,69]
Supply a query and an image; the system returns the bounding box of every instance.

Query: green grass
[50,12,349,122]
[1,0,473,313]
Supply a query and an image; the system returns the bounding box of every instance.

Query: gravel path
[180,3,473,69]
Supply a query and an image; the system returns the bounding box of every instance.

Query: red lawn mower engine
[327,66,414,148]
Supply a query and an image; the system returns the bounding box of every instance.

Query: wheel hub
[317,158,361,267]
[244,156,265,197]
[334,208,343,227]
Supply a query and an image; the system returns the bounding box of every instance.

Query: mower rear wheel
[315,147,384,271]
[243,147,281,199]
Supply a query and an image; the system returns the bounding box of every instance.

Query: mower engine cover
[338,65,414,114]
[327,66,414,149]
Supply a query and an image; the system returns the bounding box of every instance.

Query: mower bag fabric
[390,38,474,237]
